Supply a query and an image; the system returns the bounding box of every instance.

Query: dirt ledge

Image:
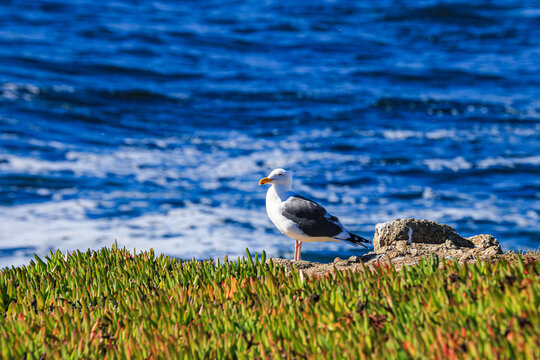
[268,218,539,276]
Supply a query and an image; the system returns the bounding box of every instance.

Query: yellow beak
[259,177,272,185]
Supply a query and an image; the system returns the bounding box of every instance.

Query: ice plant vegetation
[0,246,538,359]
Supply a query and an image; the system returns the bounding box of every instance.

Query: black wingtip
[348,233,371,248]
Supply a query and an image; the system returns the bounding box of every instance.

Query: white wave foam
[0,197,362,268]
[381,124,538,143]
[0,199,288,268]
[424,156,472,172]
[1,190,538,268]
[1,128,538,267]
[382,130,422,140]
[425,129,457,140]
[423,154,540,173]
[1,130,365,189]
[1,123,536,188]
[478,156,540,169]
[1,82,40,101]
[1,82,75,102]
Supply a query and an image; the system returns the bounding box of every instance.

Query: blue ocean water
[1,0,539,267]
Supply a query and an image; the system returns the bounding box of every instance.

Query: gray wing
[281,195,345,238]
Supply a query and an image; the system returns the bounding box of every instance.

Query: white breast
[265,187,306,239]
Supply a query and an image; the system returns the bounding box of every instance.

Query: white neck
[271,183,293,201]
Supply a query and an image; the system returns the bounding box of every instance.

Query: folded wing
[281,195,345,238]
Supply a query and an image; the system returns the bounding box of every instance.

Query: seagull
[259,168,370,261]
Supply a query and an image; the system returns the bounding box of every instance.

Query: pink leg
[294,240,298,261]
[297,241,302,261]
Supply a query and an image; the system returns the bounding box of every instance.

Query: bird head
[259,168,292,188]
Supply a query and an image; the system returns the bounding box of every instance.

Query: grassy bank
[0,247,538,359]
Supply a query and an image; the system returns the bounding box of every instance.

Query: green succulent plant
[0,246,538,359]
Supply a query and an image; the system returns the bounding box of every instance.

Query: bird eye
[278,173,283,176]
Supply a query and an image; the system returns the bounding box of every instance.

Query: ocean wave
[0,200,286,268]
[381,3,496,24]
[1,0,539,266]
[477,156,540,169]
[2,185,537,268]
[0,81,77,102]
[99,88,191,102]
[372,96,510,117]
[424,157,472,172]
[88,63,204,80]
[424,155,540,173]
[382,130,422,140]
[0,82,40,101]
[381,125,538,142]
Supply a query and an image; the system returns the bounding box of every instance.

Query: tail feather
[347,233,370,248]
